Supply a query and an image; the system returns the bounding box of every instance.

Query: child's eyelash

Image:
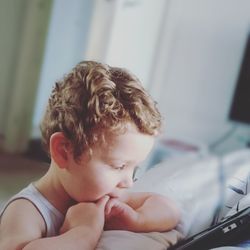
[113,164,126,170]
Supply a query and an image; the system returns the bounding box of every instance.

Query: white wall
[85,0,168,89]
[150,0,250,153]
[32,0,94,137]
[104,0,167,88]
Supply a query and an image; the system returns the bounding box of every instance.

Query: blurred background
[0,0,250,205]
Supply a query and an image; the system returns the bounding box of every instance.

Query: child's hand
[60,195,109,235]
[104,198,140,231]
[105,193,180,233]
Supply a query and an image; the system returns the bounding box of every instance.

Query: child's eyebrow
[104,156,133,165]
[107,158,127,163]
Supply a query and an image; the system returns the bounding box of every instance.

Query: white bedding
[96,148,250,250]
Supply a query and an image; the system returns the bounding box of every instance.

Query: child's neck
[34,167,76,214]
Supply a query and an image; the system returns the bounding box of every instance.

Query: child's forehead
[98,146,138,166]
[91,126,155,163]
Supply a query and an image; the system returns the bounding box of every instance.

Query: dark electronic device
[229,33,250,125]
[169,207,250,250]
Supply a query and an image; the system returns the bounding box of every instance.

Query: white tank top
[0,183,64,237]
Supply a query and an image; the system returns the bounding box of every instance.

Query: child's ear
[50,132,72,169]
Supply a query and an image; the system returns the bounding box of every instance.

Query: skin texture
[0,124,180,250]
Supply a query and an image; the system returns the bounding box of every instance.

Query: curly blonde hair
[40,61,162,159]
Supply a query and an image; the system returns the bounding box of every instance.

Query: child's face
[64,124,155,202]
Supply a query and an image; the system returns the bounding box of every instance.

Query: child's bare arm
[105,192,180,232]
[127,192,180,231]
[0,199,46,250]
[0,196,109,250]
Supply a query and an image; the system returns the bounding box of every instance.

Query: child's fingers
[96,195,110,209]
[105,198,123,216]
[105,198,116,215]
[104,199,139,231]
[113,200,133,216]
[106,198,132,217]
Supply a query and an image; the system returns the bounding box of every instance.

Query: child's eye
[113,164,126,170]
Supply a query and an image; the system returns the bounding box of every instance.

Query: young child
[0,61,180,250]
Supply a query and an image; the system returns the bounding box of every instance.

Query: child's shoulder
[1,198,46,226]
[0,198,46,249]
[0,184,47,237]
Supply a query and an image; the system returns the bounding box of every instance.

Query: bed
[96,148,250,250]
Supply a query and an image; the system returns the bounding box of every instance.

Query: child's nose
[117,173,134,189]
